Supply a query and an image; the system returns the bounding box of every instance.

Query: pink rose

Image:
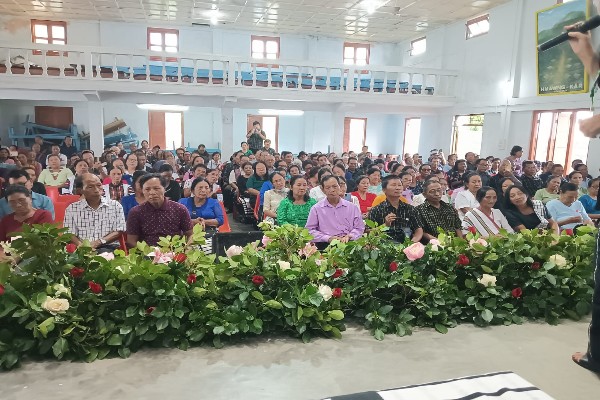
[299,243,318,258]
[429,238,442,251]
[148,248,174,264]
[469,238,488,248]
[261,235,272,247]
[403,242,425,261]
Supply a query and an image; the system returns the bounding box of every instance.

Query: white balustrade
[0,42,459,98]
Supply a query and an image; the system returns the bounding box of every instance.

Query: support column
[87,99,104,155]
[221,106,234,158]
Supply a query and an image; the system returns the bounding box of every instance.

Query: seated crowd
[1,135,599,249]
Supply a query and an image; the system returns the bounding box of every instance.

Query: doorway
[148,111,183,150]
[246,115,279,151]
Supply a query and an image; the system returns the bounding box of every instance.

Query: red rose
[174,253,187,263]
[65,243,77,253]
[88,281,103,294]
[511,287,523,299]
[456,254,470,266]
[332,288,342,298]
[531,262,541,271]
[389,261,398,272]
[0,284,4,296]
[332,269,344,279]
[187,273,197,285]
[468,226,477,234]
[252,275,265,286]
[69,267,85,278]
[146,306,156,314]
[564,229,574,236]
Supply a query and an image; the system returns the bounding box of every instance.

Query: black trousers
[589,233,600,360]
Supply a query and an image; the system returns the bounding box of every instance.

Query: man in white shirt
[64,173,126,252]
[45,144,68,167]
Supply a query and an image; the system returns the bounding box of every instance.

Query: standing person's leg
[573,232,600,372]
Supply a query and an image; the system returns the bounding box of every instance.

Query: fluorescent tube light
[258,109,304,116]
[137,104,189,111]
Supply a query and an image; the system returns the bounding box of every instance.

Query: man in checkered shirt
[63,173,126,252]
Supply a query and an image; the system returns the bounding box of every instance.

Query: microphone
[538,15,600,52]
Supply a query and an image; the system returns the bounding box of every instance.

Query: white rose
[469,238,488,248]
[225,245,244,257]
[318,284,333,301]
[99,252,115,261]
[549,254,568,269]
[477,274,497,287]
[278,260,291,270]
[53,283,70,297]
[315,258,323,266]
[42,297,70,315]
[429,238,442,252]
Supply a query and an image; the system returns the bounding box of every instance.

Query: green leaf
[213,326,225,335]
[548,296,567,306]
[107,334,122,346]
[297,306,303,319]
[309,293,323,307]
[118,347,131,358]
[52,337,68,359]
[120,326,132,335]
[239,292,249,302]
[38,317,55,338]
[0,263,10,283]
[546,274,557,286]
[265,300,283,309]
[378,305,393,315]
[251,291,264,301]
[576,301,591,316]
[481,266,493,274]
[434,324,448,334]
[328,310,344,320]
[481,309,494,323]
[156,317,169,330]
[374,329,385,341]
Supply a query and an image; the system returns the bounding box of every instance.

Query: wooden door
[148,111,166,149]
[35,106,73,129]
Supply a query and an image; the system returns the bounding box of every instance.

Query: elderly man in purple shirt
[305,175,365,249]
[126,173,193,247]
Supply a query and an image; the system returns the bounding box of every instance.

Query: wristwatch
[99,238,107,245]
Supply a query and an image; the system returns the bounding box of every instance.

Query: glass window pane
[252,40,264,52]
[150,45,163,52]
[266,53,277,60]
[404,118,421,155]
[571,110,592,168]
[356,47,367,59]
[53,39,65,45]
[348,119,366,152]
[51,25,65,39]
[344,58,354,65]
[165,46,177,53]
[252,52,264,59]
[164,112,183,149]
[165,33,177,46]
[411,38,426,55]
[35,38,48,44]
[553,112,572,168]
[534,112,553,162]
[149,32,162,46]
[344,46,354,58]
[265,40,278,53]
[356,58,367,66]
[34,24,48,38]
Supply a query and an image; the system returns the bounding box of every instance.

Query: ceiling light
[258,109,304,116]
[361,0,380,14]
[137,104,189,111]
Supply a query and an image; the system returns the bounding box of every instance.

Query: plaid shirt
[247,130,265,150]
[520,175,543,197]
[64,198,126,242]
[416,200,462,236]
[368,200,422,242]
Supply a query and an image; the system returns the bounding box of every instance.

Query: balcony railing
[0,42,459,97]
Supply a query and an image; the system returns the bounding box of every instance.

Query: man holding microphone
[567,4,600,372]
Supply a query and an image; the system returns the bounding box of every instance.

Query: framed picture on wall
[536,0,590,96]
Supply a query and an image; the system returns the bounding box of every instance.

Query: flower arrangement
[0,222,596,370]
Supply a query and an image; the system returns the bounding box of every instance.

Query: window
[343,118,367,153]
[466,14,489,39]
[410,37,426,56]
[147,28,179,61]
[251,36,280,60]
[530,109,591,172]
[31,20,67,55]
[403,118,421,156]
[451,115,484,158]
[343,42,370,66]
[148,111,184,150]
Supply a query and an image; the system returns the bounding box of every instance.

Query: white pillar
[331,109,345,154]
[87,99,104,154]
[221,107,234,158]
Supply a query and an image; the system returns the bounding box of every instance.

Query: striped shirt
[64,198,126,241]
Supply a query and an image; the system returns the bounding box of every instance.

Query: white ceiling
[0,0,511,42]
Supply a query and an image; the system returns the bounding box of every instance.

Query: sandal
[573,352,600,373]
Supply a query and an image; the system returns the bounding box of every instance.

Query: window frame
[31,19,67,56]
[147,27,179,62]
[251,35,280,62]
[402,118,421,156]
[410,37,426,56]
[343,42,370,66]
[343,117,367,153]
[466,14,490,40]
